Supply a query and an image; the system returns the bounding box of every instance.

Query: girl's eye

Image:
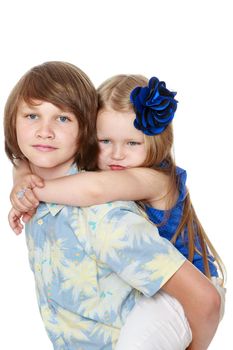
[27,114,38,120]
[58,115,70,123]
[128,141,141,146]
[99,139,110,144]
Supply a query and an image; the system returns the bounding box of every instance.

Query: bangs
[19,72,75,112]
[98,75,148,113]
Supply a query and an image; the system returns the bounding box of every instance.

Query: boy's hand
[8,207,36,235]
[10,174,44,212]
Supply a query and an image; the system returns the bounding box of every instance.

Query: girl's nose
[111,145,125,160]
[35,123,55,139]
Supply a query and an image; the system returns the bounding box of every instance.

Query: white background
[0,0,232,348]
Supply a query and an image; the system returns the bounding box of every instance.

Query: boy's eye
[99,139,110,144]
[128,141,141,146]
[58,115,70,123]
[27,114,38,120]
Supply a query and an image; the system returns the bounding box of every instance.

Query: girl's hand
[8,207,36,235]
[10,174,44,212]
[8,208,24,235]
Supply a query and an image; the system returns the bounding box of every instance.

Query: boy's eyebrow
[18,101,40,110]
[17,106,36,113]
[18,105,40,113]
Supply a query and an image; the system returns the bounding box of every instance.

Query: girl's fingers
[13,221,23,235]
[11,195,31,212]
[10,184,28,209]
[8,210,24,235]
[22,210,36,223]
[30,174,44,188]
[10,174,43,210]
[22,189,39,207]
[11,188,39,212]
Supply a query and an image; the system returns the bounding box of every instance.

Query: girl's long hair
[98,74,226,284]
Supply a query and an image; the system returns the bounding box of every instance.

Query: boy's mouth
[32,144,58,152]
[109,165,126,170]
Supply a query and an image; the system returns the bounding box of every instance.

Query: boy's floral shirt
[25,166,185,350]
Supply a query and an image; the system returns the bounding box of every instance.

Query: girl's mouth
[109,165,126,170]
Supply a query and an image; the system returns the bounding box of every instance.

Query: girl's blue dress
[145,167,218,276]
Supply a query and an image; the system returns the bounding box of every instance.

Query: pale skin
[10,109,172,232]
[9,101,221,349]
[10,109,171,219]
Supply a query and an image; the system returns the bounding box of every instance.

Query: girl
[5,67,222,349]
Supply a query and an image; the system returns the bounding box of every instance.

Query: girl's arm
[12,165,171,210]
[163,260,221,349]
[11,160,44,212]
[33,168,171,207]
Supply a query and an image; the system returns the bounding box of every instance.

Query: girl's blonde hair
[4,61,99,170]
[98,74,226,284]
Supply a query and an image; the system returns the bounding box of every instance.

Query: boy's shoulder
[81,200,143,221]
[69,200,148,255]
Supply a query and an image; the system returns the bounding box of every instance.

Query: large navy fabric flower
[130,77,178,135]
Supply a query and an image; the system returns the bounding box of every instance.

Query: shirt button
[37,219,43,225]
[35,264,41,272]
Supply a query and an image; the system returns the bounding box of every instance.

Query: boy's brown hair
[4,61,99,170]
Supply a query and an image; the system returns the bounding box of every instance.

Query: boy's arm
[33,168,171,207]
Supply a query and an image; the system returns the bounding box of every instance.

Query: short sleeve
[92,202,186,297]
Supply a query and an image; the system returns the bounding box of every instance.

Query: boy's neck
[29,161,75,180]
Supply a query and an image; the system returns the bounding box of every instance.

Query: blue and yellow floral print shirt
[25,166,185,350]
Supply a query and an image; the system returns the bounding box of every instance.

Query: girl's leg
[211,277,226,321]
[115,291,192,350]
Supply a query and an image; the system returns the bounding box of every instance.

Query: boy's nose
[35,123,55,139]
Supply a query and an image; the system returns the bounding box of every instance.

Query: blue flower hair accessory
[130,77,178,135]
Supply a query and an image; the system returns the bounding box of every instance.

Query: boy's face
[97,109,147,171]
[16,100,79,179]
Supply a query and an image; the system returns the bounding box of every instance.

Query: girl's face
[16,100,79,179]
[97,109,147,170]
